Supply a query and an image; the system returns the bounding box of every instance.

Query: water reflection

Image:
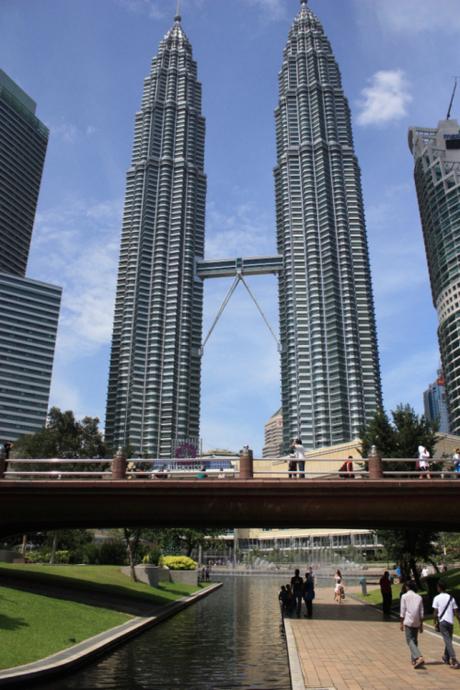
[34,576,291,689]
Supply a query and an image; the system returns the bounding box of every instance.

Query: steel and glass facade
[275,1,382,450]
[410,118,460,433]
[105,15,206,457]
[0,69,49,277]
[0,273,61,441]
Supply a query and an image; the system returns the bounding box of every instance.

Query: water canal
[35,576,292,689]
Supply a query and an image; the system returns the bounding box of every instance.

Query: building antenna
[447,77,458,120]
[175,0,181,21]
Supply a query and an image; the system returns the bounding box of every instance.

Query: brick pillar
[239,446,254,479]
[368,445,383,479]
[112,447,127,480]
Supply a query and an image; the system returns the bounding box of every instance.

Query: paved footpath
[289,587,460,690]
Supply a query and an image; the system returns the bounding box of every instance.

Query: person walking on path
[291,438,306,478]
[303,569,315,618]
[379,570,393,616]
[432,580,460,669]
[291,568,304,618]
[334,571,345,604]
[400,581,425,668]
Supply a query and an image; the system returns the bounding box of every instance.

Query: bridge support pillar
[112,448,127,480]
[368,445,383,479]
[239,446,254,479]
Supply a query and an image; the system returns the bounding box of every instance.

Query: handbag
[435,595,453,631]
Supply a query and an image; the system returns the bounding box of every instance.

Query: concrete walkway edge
[0,582,222,687]
[284,618,309,690]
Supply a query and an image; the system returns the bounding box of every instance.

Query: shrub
[160,555,197,571]
[97,540,127,565]
[142,547,162,565]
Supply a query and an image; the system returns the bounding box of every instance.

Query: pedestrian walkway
[288,587,460,690]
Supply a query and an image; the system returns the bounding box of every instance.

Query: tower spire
[447,77,458,120]
[175,0,181,22]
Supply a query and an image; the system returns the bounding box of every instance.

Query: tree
[361,404,440,584]
[159,528,222,558]
[122,528,144,581]
[12,407,106,459]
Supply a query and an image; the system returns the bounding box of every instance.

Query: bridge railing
[0,452,459,480]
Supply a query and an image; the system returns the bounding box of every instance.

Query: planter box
[0,550,25,563]
[120,565,197,587]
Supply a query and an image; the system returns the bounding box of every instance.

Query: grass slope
[357,567,460,635]
[0,564,204,605]
[0,585,129,670]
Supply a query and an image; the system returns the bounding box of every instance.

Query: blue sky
[1,0,459,454]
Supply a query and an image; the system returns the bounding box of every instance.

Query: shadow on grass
[0,566,203,610]
[0,613,29,631]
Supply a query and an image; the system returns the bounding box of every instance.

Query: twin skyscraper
[105,1,382,457]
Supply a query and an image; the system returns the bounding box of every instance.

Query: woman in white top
[417,445,431,479]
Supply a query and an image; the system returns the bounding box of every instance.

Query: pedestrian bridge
[0,457,460,536]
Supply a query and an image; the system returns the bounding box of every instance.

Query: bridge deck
[195,255,283,279]
[1,479,459,536]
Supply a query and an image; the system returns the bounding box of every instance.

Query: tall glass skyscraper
[0,70,61,442]
[106,12,206,457]
[0,69,49,277]
[275,1,382,450]
[410,118,460,433]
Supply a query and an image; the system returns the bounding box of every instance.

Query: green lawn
[357,568,460,635]
[0,584,130,670]
[0,563,205,606]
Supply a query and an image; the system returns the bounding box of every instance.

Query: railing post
[0,445,6,479]
[368,445,383,479]
[112,447,127,480]
[239,446,254,479]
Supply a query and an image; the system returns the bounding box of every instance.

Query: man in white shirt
[432,580,460,669]
[400,581,425,668]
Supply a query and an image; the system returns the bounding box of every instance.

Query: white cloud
[51,123,98,143]
[30,198,122,360]
[357,70,412,126]
[52,123,78,143]
[205,202,276,258]
[357,0,460,34]
[243,0,286,22]
[115,0,165,19]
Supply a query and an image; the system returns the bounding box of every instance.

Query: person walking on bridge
[400,581,425,668]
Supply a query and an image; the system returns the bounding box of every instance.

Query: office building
[262,408,284,458]
[0,273,61,441]
[105,12,206,456]
[409,117,460,433]
[423,370,450,433]
[275,1,382,450]
[0,69,49,277]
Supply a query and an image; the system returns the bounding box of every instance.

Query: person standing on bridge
[417,445,431,479]
[291,438,306,479]
[400,581,425,668]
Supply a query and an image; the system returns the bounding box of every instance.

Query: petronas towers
[106,1,382,457]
